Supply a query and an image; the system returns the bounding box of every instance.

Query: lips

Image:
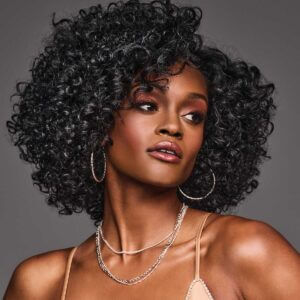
[147,150,181,163]
[146,140,183,159]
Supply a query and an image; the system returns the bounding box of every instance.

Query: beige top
[61,212,214,300]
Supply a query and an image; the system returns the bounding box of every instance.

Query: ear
[101,135,112,147]
[101,135,108,147]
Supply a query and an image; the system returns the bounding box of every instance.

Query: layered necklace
[95,203,188,285]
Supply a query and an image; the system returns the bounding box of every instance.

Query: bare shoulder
[4,247,73,300]
[215,214,299,261]
[210,213,300,299]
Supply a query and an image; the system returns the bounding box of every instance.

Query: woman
[4,0,300,299]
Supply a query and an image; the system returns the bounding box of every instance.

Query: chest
[64,250,195,300]
[60,247,240,300]
[59,239,242,300]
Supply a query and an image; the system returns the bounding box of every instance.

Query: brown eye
[133,100,158,112]
[183,112,205,124]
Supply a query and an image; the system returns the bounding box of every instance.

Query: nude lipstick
[146,140,183,163]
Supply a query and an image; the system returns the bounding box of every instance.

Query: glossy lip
[147,150,181,163]
[146,140,183,159]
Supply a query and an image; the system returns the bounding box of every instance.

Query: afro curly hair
[6,0,276,225]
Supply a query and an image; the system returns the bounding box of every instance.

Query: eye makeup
[132,98,206,125]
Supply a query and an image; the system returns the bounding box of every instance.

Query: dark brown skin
[4,63,300,299]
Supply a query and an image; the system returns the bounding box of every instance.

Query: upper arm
[228,219,300,300]
[4,250,68,300]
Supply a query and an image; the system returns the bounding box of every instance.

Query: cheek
[107,112,151,164]
[184,123,205,155]
[180,125,205,176]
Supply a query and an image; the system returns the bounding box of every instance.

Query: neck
[101,167,184,261]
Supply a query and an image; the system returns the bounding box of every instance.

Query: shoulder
[4,247,73,300]
[216,214,299,263]
[211,214,300,299]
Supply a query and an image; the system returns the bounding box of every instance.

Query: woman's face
[105,63,208,187]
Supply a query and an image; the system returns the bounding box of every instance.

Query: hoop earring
[91,150,106,183]
[177,168,216,201]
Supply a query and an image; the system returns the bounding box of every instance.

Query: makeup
[147,150,181,163]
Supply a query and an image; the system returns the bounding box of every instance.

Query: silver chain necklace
[95,203,188,285]
[99,221,174,255]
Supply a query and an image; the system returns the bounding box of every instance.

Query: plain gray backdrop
[1,0,299,295]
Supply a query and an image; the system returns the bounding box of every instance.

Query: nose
[155,112,183,139]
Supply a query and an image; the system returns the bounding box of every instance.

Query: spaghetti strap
[61,246,77,300]
[194,212,212,280]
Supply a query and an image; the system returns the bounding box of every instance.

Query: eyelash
[132,100,205,125]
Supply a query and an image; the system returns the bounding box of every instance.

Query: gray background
[1,0,299,295]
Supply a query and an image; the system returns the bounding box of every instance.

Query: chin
[141,174,181,188]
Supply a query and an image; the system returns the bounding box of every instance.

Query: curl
[7,0,276,225]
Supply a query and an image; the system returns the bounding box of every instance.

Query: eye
[183,112,205,124]
[133,100,158,112]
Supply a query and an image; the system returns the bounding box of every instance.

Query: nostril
[159,129,182,138]
[159,129,168,134]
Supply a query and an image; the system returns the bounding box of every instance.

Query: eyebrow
[184,92,208,104]
[132,86,208,104]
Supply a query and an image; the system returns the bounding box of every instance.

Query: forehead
[131,62,208,103]
[133,62,207,91]
[165,63,207,97]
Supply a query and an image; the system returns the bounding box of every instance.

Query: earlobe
[101,135,113,147]
[101,135,109,146]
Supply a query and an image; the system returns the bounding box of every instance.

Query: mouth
[147,150,181,163]
[146,140,183,163]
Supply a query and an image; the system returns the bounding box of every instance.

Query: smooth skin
[4,63,300,299]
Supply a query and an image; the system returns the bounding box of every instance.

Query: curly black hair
[6,0,276,225]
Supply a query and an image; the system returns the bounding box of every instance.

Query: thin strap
[61,247,77,300]
[195,212,212,280]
